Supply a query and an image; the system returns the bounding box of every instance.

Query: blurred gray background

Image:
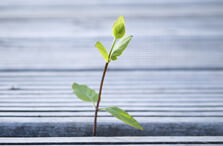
[0,0,223,70]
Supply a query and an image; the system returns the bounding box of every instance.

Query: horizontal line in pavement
[1,67,223,72]
[1,115,223,118]
[1,136,223,144]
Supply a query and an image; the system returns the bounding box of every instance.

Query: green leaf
[111,35,132,61]
[72,83,98,102]
[95,41,108,62]
[104,106,143,130]
[112,16,125,39]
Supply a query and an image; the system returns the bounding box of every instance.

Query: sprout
[72,16,143,136]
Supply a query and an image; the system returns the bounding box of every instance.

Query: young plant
[72,16,143,136]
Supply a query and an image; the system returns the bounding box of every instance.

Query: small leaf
[111,35,132,61]
[112,16,125,39]
[72,83,98,102]
[95,41,108,62]
[104,106,143,130]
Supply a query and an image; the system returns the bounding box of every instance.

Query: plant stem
[92,39,116,136]
[92,62,108,136]
[108,39,117,58]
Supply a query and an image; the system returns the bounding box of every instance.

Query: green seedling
[72,16,143,136]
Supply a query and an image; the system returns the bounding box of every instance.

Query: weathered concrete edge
[0,117,223,136]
